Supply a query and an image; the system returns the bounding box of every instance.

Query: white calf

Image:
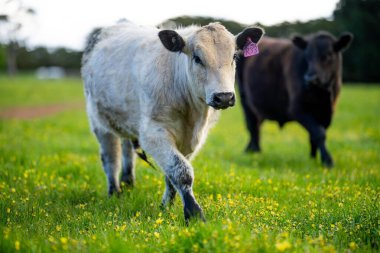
[82,21,263,221]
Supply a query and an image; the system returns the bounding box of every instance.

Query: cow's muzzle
[304,73,321,87]
[208,92,235,110]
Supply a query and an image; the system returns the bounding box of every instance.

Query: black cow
[236,31,353,167]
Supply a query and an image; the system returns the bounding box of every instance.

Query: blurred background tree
[333,0,380,82]
[16,46,82,74]
[0,0,36,76]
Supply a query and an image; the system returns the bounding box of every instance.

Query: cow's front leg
[140,128,205,223]
[167,154,205,222]
[161,176,176,208]
[310,137,317,158]
[241,96,262,152]
[296,114,334,167]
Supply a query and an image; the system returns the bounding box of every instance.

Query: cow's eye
[322,52,333,63]
[193,55,203,66]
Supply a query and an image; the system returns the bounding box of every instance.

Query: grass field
[0,76,379,252]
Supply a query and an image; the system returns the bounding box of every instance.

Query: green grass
[0,76,84,108]
[0,77,379,252]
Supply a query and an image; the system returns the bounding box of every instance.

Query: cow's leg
[296,114,333,167]
[140,127,205,222]
[310,137,317,158]
[121,139,136,188]
[94,130,122,195]
[161,176,177,208]
[241,99,261,152]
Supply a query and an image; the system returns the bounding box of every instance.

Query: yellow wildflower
[156,218,164,225]
[60,237,68,244]
[15,241,20,251]
[349,242,357,250]
[275,240,291,252]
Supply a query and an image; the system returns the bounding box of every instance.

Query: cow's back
[83,23,162,97]
[82,23,165,138]
[238,37,302,124]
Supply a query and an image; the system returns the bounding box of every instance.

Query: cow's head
[159,23,263,110]
[292,32,353,88]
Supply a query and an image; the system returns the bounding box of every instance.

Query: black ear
[292,35,307,50]
[334,32,353,52]
[236,27,264,50]
[158,30,185,52]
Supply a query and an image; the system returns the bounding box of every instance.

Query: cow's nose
[211,92,235,109]
[304,73,319,85]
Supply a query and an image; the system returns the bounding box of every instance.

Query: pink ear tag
[243,38,259,57]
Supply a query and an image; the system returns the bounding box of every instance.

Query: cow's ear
[236,26,264,50]
[334,32,353,52]
[292,35,307,50]
[158,30,185,52]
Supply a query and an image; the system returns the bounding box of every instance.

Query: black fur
[158,30,185,52]
[237,32,353,167]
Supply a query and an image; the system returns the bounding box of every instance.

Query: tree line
[0,45,82,74]
[0,0,379,82]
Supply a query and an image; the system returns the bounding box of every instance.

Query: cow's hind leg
[95,130,122,195]
[121,139,136,188]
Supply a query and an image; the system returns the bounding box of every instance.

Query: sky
[18,0,339,50]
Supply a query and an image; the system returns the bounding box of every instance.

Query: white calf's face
[158,23,264,110]
[186,24,236,109]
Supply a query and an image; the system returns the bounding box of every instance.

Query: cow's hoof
[245,144,261,153]
[160,199,174,211]
[159,203,167,211]
[120,177,135,189]
[108,186,122,197]
[321,156,334,168]
[184,202,206,224]
[160,199,175,211]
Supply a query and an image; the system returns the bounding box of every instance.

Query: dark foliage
[333,0,380,82]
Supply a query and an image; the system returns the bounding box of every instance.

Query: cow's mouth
[208,104,232,110]
[304,76,332,90]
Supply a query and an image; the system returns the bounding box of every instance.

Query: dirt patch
[0,102,85,120]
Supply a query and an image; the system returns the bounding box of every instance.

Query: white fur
[82,22,236,160]
[82,21,239,218]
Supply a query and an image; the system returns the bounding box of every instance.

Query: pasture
[0,76,379,252]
